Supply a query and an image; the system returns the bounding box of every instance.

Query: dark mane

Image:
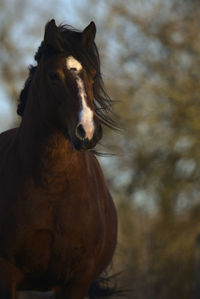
[17,22,117,130]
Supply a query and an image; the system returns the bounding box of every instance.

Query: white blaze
[66,56,82,72]
[66,56,94,140]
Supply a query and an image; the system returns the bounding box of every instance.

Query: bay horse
[0,20,117,298]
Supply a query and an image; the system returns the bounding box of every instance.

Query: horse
[0,19,117,299]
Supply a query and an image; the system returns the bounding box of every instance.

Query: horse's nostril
[76,124,86,140]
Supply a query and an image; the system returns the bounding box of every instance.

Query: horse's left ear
[82,22,96,48]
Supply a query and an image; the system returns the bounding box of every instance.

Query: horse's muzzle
[69,124,102,151]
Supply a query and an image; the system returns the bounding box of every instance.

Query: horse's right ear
[44,19,62,51]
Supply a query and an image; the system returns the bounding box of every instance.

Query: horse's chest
[15,187,102,275]
[17,186,99,245]
[24,181,97,229]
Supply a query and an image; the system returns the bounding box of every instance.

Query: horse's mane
[17,22,117,130]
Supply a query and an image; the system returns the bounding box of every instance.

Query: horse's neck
[17,112,78,181]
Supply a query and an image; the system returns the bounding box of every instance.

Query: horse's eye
[48,72,61,81]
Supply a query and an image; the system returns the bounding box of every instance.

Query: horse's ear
[44,19,61,51]
[82,21,96,48]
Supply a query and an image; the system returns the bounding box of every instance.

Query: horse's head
[18,20,115,151]
[36,20,102,150]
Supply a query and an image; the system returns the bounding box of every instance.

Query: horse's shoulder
[86,152,103,177]
[85,152,112,197]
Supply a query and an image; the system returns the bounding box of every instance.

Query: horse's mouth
[64,127,102,152]
[70,136,98,151]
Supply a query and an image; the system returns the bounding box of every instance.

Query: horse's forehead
[66,56,83,73]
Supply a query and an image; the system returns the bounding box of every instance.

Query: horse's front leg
[0,258,23,299]
[54,265,94,299]
[55,279,91,299]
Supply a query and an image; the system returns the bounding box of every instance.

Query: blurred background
[1,0,200,298]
